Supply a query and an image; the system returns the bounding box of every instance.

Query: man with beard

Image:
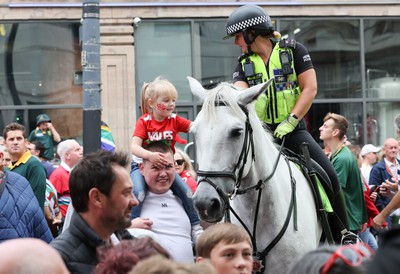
[50,150,138,274]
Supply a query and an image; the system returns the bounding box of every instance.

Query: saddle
[280,147,354,244]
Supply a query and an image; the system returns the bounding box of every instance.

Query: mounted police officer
[225,5,351,243]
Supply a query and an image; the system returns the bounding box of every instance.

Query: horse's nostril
[209,198,221,213]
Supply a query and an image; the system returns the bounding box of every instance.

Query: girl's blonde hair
[175,148,196,179]
[140,77,178,115]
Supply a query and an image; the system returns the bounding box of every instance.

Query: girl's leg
[170,173,200,225]
[130,161,147,219]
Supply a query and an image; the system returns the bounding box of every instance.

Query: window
[280,19,361,99]
[365,19,400,99]
[0,22,82,139]
[135,21,192,103]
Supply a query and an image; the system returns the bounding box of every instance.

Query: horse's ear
[187,76,206,103]
[238,78,274,105]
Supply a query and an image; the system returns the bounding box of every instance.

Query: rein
[196,103,298,273]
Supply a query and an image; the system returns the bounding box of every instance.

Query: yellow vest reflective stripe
[240,42,301,124]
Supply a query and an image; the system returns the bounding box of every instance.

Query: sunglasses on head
[320,243,374,274]
[174,159,185,166]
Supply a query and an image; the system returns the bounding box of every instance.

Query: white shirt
[141,190,193,263]
[62,203,74,233]
[360,163,373,183]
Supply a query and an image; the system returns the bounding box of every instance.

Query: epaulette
[279,38,296,49]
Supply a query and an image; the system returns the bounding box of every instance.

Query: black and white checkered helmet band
[226,15,271,35]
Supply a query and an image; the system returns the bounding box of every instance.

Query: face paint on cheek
[157,103,166,111]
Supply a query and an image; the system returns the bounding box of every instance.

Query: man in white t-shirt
[360,144,381,183]
[130,141,202,263]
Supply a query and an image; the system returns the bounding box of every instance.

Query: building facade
[0,0,399,157]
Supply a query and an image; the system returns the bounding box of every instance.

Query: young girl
[130,77,201,232]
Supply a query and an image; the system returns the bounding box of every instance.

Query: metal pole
[81,0,101,154]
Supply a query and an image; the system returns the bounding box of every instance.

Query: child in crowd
[196,223,253,274]
[130,77,201,231]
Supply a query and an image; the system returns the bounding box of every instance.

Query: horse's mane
[201,82,246,122]
[196,81,276,146]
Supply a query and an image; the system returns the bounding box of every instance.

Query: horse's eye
[231,128,243,138]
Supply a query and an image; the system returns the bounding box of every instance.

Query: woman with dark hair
[94,237,170,274]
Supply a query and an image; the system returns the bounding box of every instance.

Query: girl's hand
[148,152,168,167]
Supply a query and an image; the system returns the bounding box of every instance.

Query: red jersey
[133,113,191,152]
[180,170,197,193]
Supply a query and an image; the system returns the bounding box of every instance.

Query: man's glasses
[174,159,185,166]
[320,243,374,274]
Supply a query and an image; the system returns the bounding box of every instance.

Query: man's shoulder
[50,231,94,270]
[51,220,96,254]
[25,157,47,177]
[6,170,27,183]
[3,172,30,199]
[332,148,352,162]
[5,171,31,192]
[26,156,43,166]
[50,165,69,177]
[50,231,77,251]
[28,128,38,139]
[51,214,104,271]
[2,172,47,233]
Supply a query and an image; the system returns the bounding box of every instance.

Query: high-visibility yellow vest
[240,39,301,124]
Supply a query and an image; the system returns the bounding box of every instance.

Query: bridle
[197,104,255,202]
[196,103,298,273]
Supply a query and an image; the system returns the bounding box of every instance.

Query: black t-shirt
[232,40,314,84]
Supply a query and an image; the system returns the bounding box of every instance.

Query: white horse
[188,77,322,274]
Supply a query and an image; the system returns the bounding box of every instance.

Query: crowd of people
[1,4,400,274]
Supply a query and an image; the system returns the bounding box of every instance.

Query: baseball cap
[361,144,381,157]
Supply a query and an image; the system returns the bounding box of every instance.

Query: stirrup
[340,229,362,245]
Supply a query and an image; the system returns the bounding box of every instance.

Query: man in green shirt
[28,114,61,161]
[319,113,368,235]
[3,123,47,211]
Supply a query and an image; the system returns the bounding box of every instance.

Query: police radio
[238,53,263,86]
[243,58,256,77]
[279,50,292,77]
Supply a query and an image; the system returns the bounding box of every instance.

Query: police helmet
[224,5,274,40]
[36,114,51,126]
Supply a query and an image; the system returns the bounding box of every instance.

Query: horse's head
[188,77,273,222]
